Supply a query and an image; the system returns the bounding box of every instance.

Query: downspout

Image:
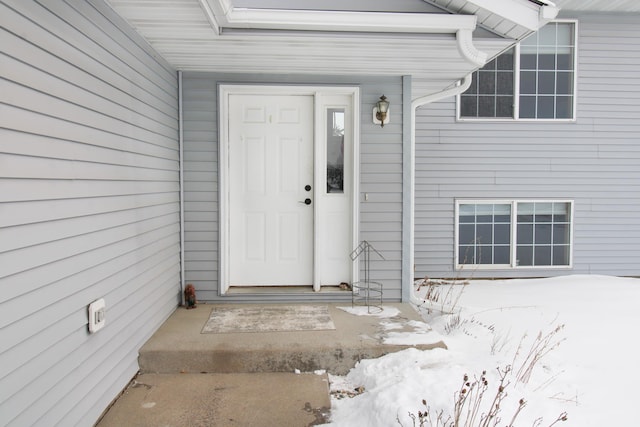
[406,26,483,305]
[408,73,473,306]
[178,71,185,306]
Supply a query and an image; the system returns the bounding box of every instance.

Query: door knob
[299,198,312,205]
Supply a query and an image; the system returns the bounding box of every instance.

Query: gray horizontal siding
[0,1,179,426]
[360,78,404,298]
[414,12,640,279]
[181,75,219,301]
[182,73,404,301]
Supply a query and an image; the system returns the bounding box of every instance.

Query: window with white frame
[458,203,512,265]
[456,200,573,268]
[459,21,577,120]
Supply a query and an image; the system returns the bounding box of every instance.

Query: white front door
[221,86,360,293]
[228,94,314,286]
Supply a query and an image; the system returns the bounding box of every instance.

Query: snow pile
[338,306,401,318]
[324,275,640,426]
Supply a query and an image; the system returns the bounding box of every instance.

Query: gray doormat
[201,305,336,333]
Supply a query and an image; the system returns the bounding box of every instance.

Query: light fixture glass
[374,95,390,127]
[377,95,389,114]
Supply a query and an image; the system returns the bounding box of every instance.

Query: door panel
[229,95,314,286]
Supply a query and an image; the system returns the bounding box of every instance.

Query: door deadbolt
[305,185,312,191]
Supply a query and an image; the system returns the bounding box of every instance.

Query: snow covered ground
[324,275,640,426]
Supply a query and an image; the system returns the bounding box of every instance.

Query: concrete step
[139,303,446,375]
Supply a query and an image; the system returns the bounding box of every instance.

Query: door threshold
[226,286,350,295]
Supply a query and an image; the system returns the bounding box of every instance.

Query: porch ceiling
[104,0,558,99]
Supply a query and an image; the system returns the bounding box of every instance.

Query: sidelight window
[326,108,345,193]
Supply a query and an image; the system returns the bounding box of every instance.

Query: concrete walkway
[96,372,330,427]
[96,303,445,426]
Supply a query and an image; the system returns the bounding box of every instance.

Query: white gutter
[198,0,489,68]
[223,9,477,34]
[178,70,186,306]
[199,0,478,36]
[408,74,473,306]
[198,1,490,69]
[203,0,558,39]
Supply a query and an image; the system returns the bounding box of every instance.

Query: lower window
[456,200,573,269]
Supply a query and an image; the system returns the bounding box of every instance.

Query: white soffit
[464,0,558,31]
[554,0,640,12]
[424,0,558,40]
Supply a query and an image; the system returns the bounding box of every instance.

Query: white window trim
[456,19,579,123]
[454,199,574,270]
